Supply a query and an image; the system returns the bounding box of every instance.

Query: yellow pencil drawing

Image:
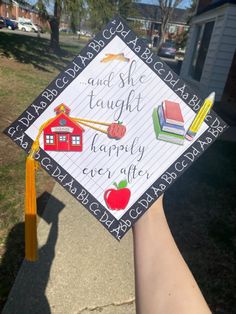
[100,53,130,63]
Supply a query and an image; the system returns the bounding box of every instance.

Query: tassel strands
[23,119,53,262]
[24,145,39,261]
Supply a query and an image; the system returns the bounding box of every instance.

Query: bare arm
[132,196,211,314]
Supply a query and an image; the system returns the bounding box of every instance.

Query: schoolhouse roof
[45,112,85,132]
[54,104,71,115]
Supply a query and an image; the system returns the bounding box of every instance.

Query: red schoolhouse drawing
[44,104,84,152]
[43,103,127,152]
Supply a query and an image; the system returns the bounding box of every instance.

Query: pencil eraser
[185,134,193,141]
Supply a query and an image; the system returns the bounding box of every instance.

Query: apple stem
[113,182,118,189]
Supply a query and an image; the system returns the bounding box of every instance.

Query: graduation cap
[4,16,228,261]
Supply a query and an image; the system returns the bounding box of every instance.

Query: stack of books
[152,100,185,145]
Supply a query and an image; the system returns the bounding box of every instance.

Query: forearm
[132,196,211,314]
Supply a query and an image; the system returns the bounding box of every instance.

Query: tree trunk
[157,0,178,51]
[49,1,61,53]
[157,23,165,51]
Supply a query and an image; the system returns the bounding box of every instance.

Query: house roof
[197,0,236,15]
[131,3,188,25]
[1,0,38,13]
[1,0,11,5]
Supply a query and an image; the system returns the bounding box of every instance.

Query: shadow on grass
[164,140,236,313]
[0,32,77,72]
[0,192,65,313]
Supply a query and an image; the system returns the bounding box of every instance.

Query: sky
[27,0,193,9]
[136,0,192,9]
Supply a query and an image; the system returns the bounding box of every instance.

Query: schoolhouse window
[46,135,54,144]
[59,135,67,142]
[71,136,81,145]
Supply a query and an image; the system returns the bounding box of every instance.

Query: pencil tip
[208,92,215,102]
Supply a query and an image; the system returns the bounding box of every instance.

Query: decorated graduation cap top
[4,16,228,261]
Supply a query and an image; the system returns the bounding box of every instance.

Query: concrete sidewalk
[3,184,135,314]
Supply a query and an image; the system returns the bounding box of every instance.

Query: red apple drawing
[104,180,131,210]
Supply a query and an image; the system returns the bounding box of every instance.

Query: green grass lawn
[0,31,82,310]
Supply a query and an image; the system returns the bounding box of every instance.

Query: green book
[152,108,185,145]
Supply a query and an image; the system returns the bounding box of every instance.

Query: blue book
[158,106,185,136]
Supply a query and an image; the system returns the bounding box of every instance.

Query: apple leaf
[117,180,127,189]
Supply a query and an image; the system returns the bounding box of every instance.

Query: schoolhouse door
[57,133,70,151]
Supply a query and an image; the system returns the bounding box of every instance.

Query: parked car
[5,18,17,30]
[158,41,177,59]
[141,37,153,48]
[76,29,85,35]
[77,30,93,37]
[35,24,44,33]
[0,16,5,29]
[28,21,38,32]
[18,21,33,32]
[59,28,73,34]
[17,19,38,32]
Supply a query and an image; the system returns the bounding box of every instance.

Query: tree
[117,0,134,18]
[65,0,85,34]
[36,0,85,53]
[175,0,198,49]
[187,0,197,23]
[158,0,184,49]
[87,0,134,33]
[86,0,114,33]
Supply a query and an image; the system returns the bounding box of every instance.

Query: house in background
[0,0,45,26]
[129,3,189,44]
[180,0,236,108]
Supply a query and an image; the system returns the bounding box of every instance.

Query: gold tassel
[25,145,39,262]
